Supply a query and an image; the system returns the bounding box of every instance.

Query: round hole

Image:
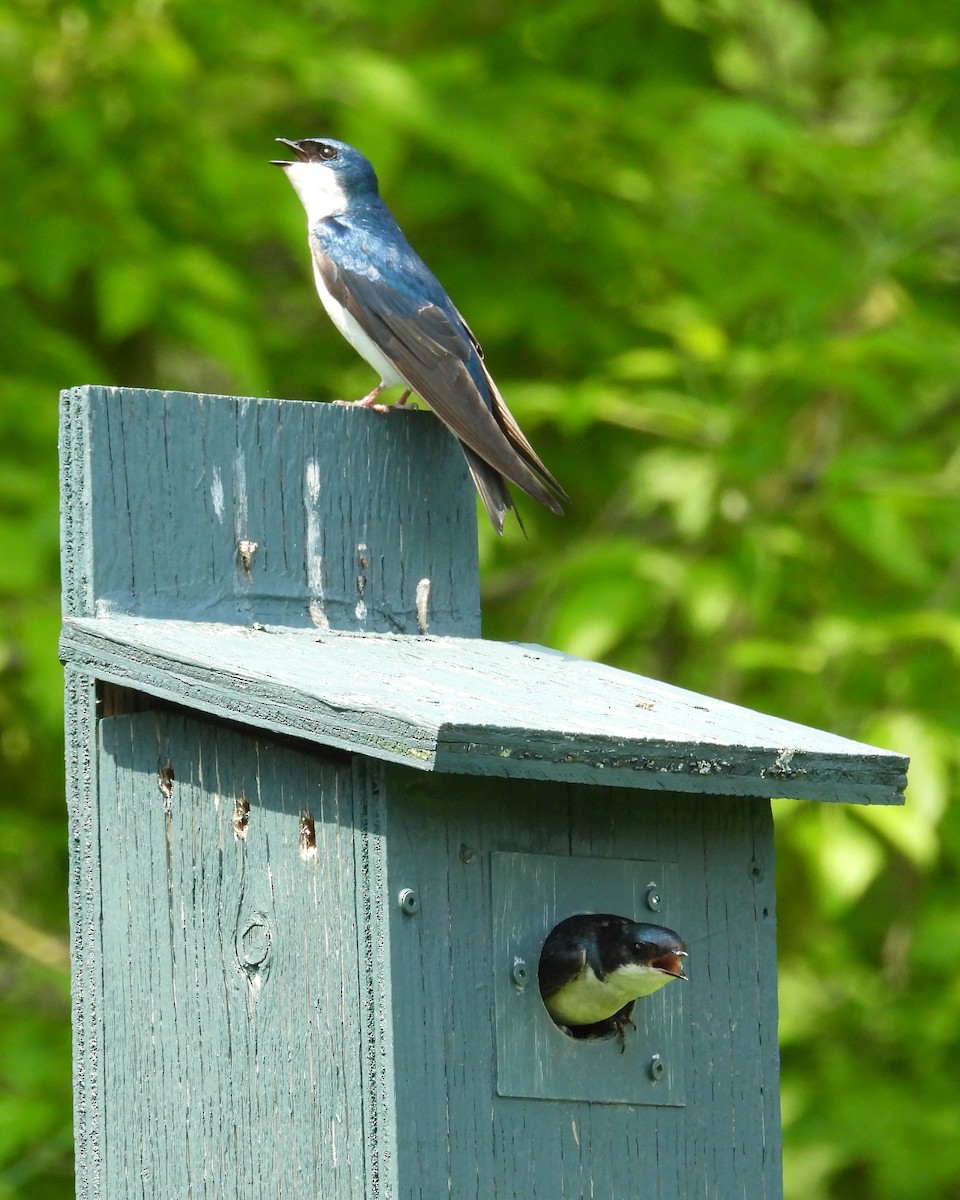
[537,912,687,1046]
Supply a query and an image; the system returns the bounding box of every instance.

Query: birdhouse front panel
[384,767,781,1200]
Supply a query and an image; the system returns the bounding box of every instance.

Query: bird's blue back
[311,197,492,403]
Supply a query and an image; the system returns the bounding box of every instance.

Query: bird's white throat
[546,962,674,1026]
[282,161,350,224]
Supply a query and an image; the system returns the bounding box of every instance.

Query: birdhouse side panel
[95,708,379,1200]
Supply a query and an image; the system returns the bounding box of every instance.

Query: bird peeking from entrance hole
[271,137,567,535]
[538,914,687,1050]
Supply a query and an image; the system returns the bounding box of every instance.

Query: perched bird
[538,913,687,1047]
[271,137,567,533]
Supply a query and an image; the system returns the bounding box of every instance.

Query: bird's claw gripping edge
[334,386,414,414]
[612,1006,638,1054]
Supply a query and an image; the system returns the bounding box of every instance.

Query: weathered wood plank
[384,770,782,1199]
[63,668,103,1200]
[350,758,399,1200]
[61,614,908,803]
[59,384,481,635]
[95,710,389,1198]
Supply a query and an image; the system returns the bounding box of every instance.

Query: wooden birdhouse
[59,385,907,1199]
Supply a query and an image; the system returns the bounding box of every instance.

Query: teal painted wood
[95,709,394,1199]
[58,384,481,636]
[63,667,103,1200]
[351,760,397,1200]
[384,768,781,1199]
[70,695,782,1199]
[59,381,908,1200]
[60,613,908,804]
[491,852,686,1105]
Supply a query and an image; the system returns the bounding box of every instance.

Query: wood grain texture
[61,613,908,803]
[63,667,103,1200]
[59,387,95,618]
[58,385,481,636]
[95,709,391,1199]
[351,758,398,1200]
[384,768,782,1199]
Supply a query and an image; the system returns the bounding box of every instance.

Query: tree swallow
[538,914,687,1047]
[271,137,568,533]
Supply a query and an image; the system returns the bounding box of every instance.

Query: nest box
[59,386,907,1199]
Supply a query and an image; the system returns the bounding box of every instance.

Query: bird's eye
[634,941,651,955]
[318,144,338,161]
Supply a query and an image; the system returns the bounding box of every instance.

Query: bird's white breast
[311,262,404,388]
[546,963,673,1025]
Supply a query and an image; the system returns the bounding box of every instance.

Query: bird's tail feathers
[481,364,568,510]
[461,445,526,537]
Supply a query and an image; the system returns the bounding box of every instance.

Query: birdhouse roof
[61,615,906,804]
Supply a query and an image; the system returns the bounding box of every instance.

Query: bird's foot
[333,384,412,414]
[350,385,392,413]
[612,1004,637,1054]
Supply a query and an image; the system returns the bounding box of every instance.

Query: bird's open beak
[270,137,309,166]
[651,951,688,980]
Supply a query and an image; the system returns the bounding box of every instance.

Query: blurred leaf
[856,710,949,867]
[95,260,159,338]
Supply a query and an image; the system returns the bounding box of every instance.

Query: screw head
[398,888,420,915]
[648,1053,665,1082]
[511,958,528,988]
[645,884,661,912]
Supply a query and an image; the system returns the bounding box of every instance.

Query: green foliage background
[2,0,959,1196]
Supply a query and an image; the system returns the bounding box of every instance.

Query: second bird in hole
[538,913,688,1050]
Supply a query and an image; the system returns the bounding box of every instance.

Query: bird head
[615,921,688,986]
[271,137,380,222]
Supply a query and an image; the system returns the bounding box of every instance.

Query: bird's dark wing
[540,913,639,998]
[310,223,566,526]
[538,935,588,1003]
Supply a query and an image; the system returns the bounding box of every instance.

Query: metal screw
[648,1054,665,1082]
[398,888,420,915]
[511,958,528,988]
[645,884,661,912]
